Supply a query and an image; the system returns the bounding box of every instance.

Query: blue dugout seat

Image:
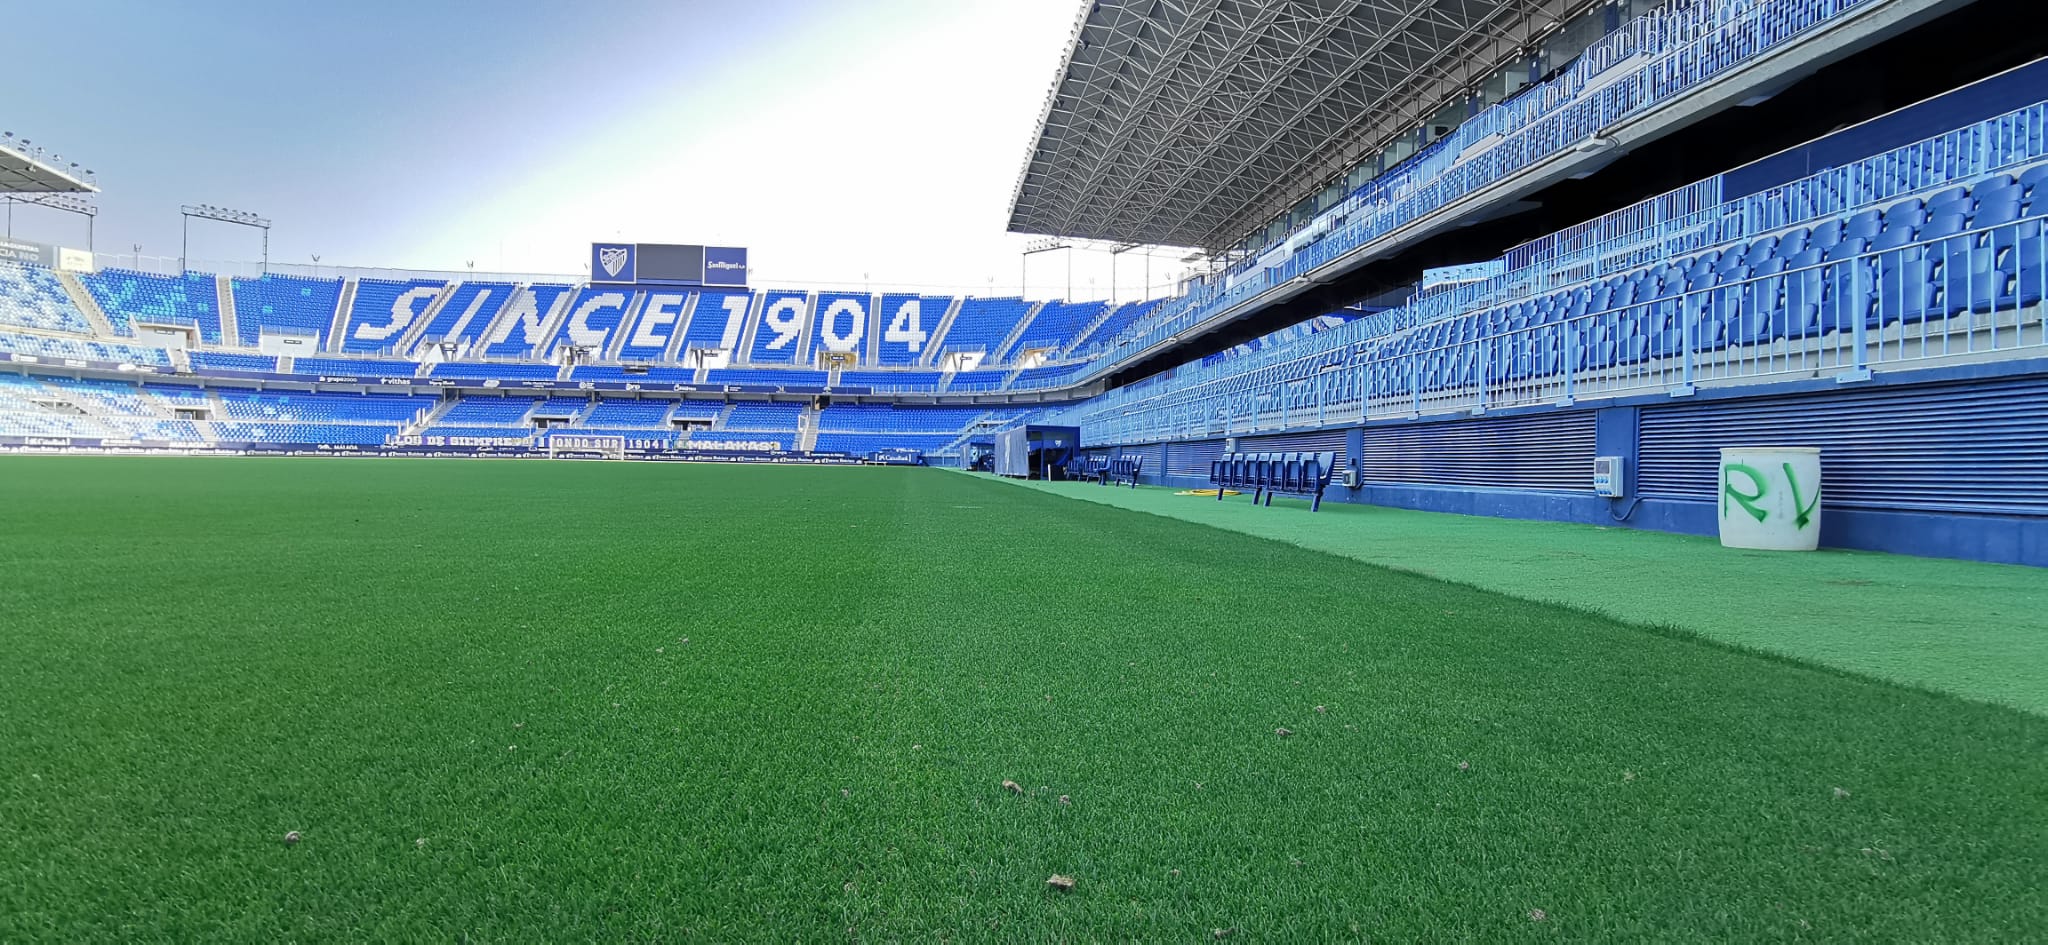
[1209,450,1337,511]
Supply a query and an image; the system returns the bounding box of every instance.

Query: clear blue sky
[5,0,1188,299]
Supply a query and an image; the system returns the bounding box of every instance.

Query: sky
[3,0,1193,300]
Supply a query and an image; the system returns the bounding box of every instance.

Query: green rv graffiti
[1721,461,1821,529]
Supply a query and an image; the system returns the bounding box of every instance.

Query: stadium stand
[481,284,575,358]
[816,404,988,431]
[615,291,688,361]
[580,400,673,427]
[546,286,633,358]
[810,403,987,457]
[836,369,940,391]
[0,262,91,334]
[723,401,802,431]
[0,329,170,366]
[1065,109,2048,446]
[1008,364,1089,391]
[945,369,1009,393]
[416,425,536,443]
[341,279,445,354]
[666,403,724,422]
[293,357,417,379]
[210,422,399,445]
[1069,299,1162,352]
[231,274,344,345]
[746,291,809,364]
[425,361,560,380]
[687,431,793,450]
[413,282,514,347]
[706,368,827,387]
[78,269,221,341]
[437,397,538,425]
[813,433,955,455]
[529,396,588,419]
[874,294,948,364]
[679,290,752,353]
[809,291,869,363]
[1004,300,1106,360]
[187,351,276,373]
[934,297,1031,357]
[215,390,433,424]
[569,365,697,383]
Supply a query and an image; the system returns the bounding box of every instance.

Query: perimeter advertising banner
[0,237,54,266]
[0,238,95,272]
[590,243,747,287]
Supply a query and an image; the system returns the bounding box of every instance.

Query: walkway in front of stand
[975,472,2048,715]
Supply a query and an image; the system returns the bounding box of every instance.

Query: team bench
[1103,453,1144,487]
[1209,451,1337,511]
[1064,454,1106,482]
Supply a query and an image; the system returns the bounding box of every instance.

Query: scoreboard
[590,242,748,287]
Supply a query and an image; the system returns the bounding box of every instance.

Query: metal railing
[94,252,582,286]
[1059,214,2048,446]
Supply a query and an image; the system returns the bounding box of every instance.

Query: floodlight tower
[1,129,100,250]
[1021,237,1070,298]
[1108,241,1146,303]
[3,192,97,249]
[181,204,272,274]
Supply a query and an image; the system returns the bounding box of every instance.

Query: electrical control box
[1593,456,1627,497]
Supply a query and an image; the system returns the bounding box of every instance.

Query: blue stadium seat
[706,368,828,387]
[341,279,445,353]
[81,269,222,341]
[439,397,538,425]
[293,357,417,379]
[0,263,92,334]
[413,282,514,346]
[232,275,344,346]
[723,401,803,431]
[428,361,561,381]
[581,400,674,427]
[934,298,1032,360]
[1210,450,1335,510]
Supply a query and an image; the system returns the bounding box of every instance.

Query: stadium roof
[1007,0,1590,250]
[0,139,97,194]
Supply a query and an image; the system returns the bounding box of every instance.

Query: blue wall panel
[1239,429,1349,473]
[1356,411,1594,492]
[1102,369,2048,565]
[1637,378,2048,515]
[1166,439,1226,479]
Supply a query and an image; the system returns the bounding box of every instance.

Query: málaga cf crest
[598,246,630,278]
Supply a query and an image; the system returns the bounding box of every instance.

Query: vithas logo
[598,246,630,278]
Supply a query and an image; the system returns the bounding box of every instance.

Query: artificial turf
[993,474,2048,716]
[1,456,2044,941]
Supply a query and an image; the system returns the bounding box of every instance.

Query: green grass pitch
[1,456,2043,941]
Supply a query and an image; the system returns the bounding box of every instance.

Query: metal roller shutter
[1637,377,2048,514]
[1356,412,1594,491]
[1129,442,1167,476]
[1166,440,1226,478]
[1240,429,1350,474]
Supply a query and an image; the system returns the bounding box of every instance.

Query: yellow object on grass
[1174,489,1240,497]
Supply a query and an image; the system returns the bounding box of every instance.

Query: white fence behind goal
[547,434,627,460]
